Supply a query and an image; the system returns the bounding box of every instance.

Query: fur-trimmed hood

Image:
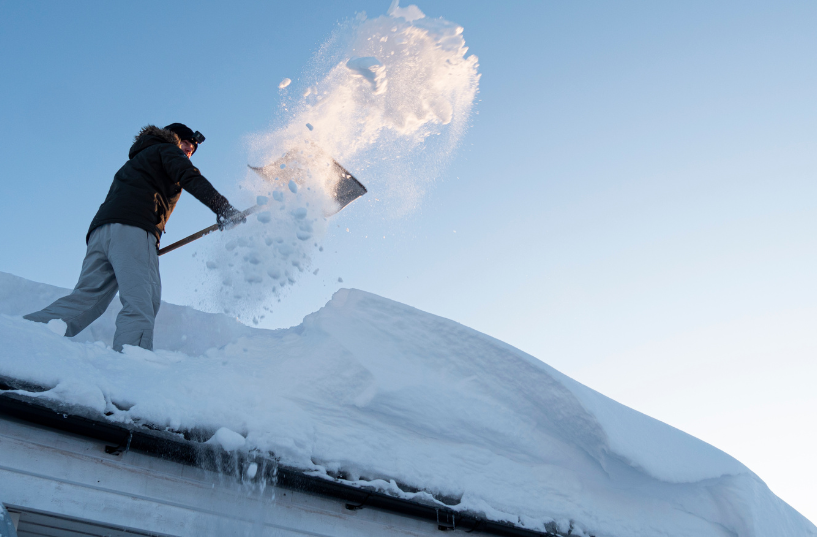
[129,125,181,159]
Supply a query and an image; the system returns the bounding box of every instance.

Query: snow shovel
[158,158,366,256]
[248,149,367,217]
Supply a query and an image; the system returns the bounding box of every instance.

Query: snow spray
[198,1,479,320]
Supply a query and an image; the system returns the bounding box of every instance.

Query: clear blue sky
[1,0,815,523]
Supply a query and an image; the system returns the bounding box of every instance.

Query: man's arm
[159,145,245,229]
[160,145,232,214]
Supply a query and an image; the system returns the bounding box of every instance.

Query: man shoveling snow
[24,123,244,352]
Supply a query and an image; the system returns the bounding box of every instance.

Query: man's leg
[24,225,119,337]
[107,224,161,352]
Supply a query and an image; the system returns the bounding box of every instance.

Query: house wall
[0,416,442,537]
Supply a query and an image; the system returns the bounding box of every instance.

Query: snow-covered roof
[0,272,814,537]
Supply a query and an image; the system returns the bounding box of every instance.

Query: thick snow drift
[0,271,814,537]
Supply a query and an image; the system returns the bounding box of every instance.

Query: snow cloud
[196,2,480,322]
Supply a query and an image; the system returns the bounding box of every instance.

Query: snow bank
[0,271,813,537]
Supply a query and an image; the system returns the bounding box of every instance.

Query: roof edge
[0,377,570,537]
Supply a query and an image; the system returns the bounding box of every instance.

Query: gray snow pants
[24,223,161,352]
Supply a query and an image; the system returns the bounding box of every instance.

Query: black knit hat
[164,123,205,153]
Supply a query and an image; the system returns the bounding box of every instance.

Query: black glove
[217,205,247,231]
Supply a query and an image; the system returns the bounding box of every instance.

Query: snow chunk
[246,462,258,479]
[306,123,314,131]
[26,379,106,414]
[387,1,425,22]
[278,78,291,89]
[256,195,268,205]
[256,211,272,224]
[47,318,67,336]
[288,180,298,193]
[207,427,246,451]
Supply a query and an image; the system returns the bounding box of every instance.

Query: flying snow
[195,2,480,321]
[345,56,387,93]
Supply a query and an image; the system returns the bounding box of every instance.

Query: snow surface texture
[192,2,479,321]
[1,271,814,537]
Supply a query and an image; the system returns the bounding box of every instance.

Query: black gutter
[0,379,573,537]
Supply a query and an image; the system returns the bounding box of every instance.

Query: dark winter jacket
[87,125,232,244]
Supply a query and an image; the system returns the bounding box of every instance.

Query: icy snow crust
[1,272,814,537]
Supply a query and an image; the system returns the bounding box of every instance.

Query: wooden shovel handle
[158,205,262,257]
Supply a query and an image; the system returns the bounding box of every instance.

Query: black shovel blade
[248,156,367,216]
[330,161,368,214]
